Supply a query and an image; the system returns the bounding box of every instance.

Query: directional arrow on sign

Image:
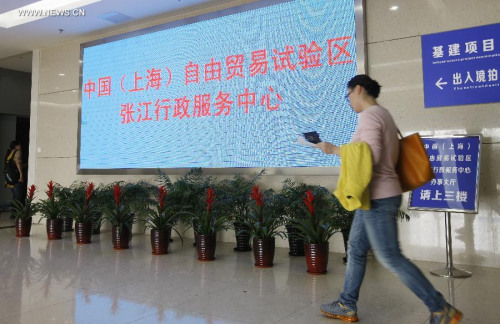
[435,77,448,90]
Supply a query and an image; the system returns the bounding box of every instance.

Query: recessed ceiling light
[0,0,102,29]
[58,73,65,76]
[390,5,399,11]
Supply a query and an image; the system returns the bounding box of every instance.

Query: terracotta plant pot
[253,237,275,268]
[75,222,92,244]
[112,225,131,250]
[195,233,216,261]
[305,242,329,274]
[151,229,170,255]
[233,222,251,252]
[46,218,63,240]
[62,216,74,232]
[15,217,32,237]
[285,224,305,256]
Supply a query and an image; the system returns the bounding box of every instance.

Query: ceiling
[0,0,224,73]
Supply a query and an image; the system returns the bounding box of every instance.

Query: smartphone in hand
[303,131,322,144]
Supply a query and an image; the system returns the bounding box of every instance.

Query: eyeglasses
[345,89,353,100]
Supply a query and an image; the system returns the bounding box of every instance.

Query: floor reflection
[0,221,498,323]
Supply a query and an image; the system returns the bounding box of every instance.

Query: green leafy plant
[216,170,265,225]
[11,184,37,220]
[102,184,135,237]
[144,185,183,243]
[240,186,285,239]
[398,209,411,222]
[157,168,217,227]
[279,179,331,221]
[187,187,229,235]
[91,183,110,231]
[67,182,99,223]
[37,181,63,220]
[121,181,155,220]
[288,190,340,244]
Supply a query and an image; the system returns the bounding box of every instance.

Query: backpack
[4,150,20,185]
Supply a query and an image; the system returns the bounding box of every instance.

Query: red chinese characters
[298,41,323,69]
[119,86,283,124]
[204,58,222,82]
[272,46,296,71]
[260,86,282,111]
[84,79,96,98]
[249,49,268,76]
[328,36,353,65]
[154,98,171,121]
[98,77,111,97]
[193,94,211,117]
[86,36,354,100]
[214,91,233,116]
[226,55,245,80]
[185,62,199,85]
[146,68,162,90]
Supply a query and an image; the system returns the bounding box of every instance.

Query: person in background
[5,140,25,219]
[316,75,462,324]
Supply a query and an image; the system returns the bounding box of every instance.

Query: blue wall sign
[421,23,500,108]
[409,135,481,213]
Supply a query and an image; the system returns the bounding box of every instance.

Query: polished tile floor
[0,215,497,323]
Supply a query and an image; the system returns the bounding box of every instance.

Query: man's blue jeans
[339,195,445,313]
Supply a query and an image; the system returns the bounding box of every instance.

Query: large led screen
[80,0,362,169]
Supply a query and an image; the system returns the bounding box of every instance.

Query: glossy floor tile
[0,219,496,323]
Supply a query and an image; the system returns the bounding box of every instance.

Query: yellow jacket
[334,142,372,211]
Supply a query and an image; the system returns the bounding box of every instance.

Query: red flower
[47,181,54,200]
[85,182,94,209]
[85,182,95,205]
[158,186,167,210]
[303,190,315,216]
[27,184,36,201]
[250,185,263,207]
[113,184,121,206]
[206,187,216,213]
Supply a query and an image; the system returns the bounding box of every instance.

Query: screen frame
[77,0,367,175]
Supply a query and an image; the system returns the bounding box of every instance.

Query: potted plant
[158,168,216,246]
[217,170,265,252]
[11,184,37,237]
[241,186,285,268]
[53,183,75,232]
[103,184,135,249]
[144,185,183,255]
[288,190,340,274]
[37,181,64,240]
[279,180,334,257]
[121,180,155,221]
[67,182,99,244]
[91,183,108,234]
[187,187,228,261]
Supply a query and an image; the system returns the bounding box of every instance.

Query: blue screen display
[80,0,359,169]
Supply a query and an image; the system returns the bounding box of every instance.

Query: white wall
[30,0,500,267]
